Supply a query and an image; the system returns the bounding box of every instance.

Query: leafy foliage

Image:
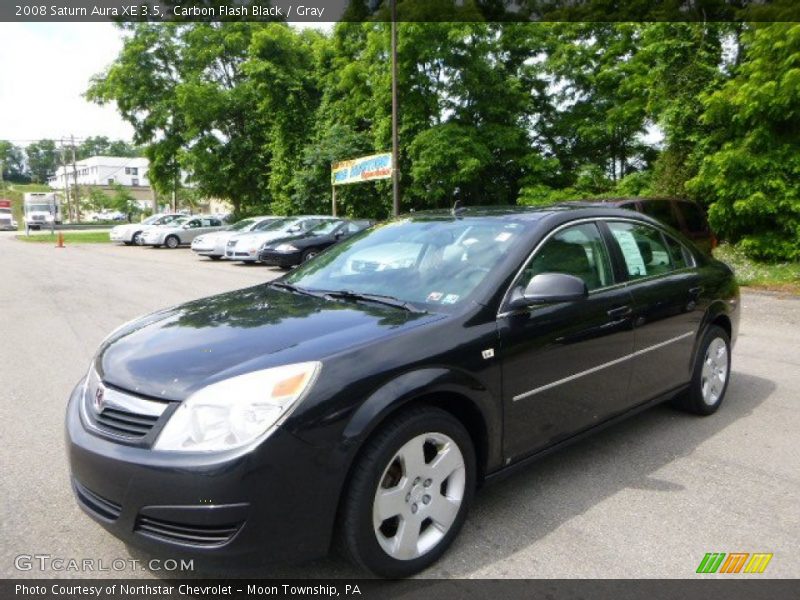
[86,19,800,261]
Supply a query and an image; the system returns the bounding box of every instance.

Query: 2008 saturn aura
[66,205,739,577]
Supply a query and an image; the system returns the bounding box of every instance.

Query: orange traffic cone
[56,232,65,248]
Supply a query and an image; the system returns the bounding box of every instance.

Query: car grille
[93,406,160,438]
[0,218,11,226]
[73,480,122,521]
[135,516,243,546]
[32,215,45,221]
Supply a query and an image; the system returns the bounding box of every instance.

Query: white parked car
[141,215,226,249]
[109,214,184,245]
[191,216,282,260]
[224,216,337,263]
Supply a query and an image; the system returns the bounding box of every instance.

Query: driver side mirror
[507,273,588,310]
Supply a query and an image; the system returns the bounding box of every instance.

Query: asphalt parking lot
[1,231,798,579]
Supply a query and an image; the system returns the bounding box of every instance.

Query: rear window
[678,202,709,233]
[641,201,679,229]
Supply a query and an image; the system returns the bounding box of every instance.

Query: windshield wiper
[320,290,425,313]
[269,282,325,299]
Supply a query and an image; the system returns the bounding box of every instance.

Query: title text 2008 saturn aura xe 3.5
[66,205,739,577]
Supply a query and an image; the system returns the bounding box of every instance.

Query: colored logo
[696,552,773,574]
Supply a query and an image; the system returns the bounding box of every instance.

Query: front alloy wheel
[165,235,180,249]
[373,432,466,560]
[339,407,475,577]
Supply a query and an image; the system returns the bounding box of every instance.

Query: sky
[0,22,333,148]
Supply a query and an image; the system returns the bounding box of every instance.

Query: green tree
[25,139,59,183]
[110,183,139,222]
[687,23,800,261]
[0,141,29,183]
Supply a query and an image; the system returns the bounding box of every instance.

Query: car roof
[402,203,674,232]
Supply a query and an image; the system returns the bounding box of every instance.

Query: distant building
[48,156,150,189]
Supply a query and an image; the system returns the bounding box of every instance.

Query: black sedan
[66,205,739,577]
[258,218,373,268]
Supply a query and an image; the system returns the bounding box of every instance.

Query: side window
[641,201,679,229]
[210,219,222,227]
[346,222,362,234]
[187,219,201,228]
[679,202,709,234]
[664,234,695,269]
[520,223,613,292]
[607,222,673,279]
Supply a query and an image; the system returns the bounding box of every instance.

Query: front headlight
[275,243,299,253]
[154,362,321,453]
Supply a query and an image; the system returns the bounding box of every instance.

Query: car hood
[196,230,235,244]
[264,232,332,248]
[97,285,444,401]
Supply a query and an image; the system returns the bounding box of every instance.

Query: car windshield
[27,204,51,212]
[254,217,290,232]
[284,217,527,308]
[228,218,257,231]
[309,220,343,235]
[141,215,161,225]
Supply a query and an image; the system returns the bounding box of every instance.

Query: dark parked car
[66,205,739,577]
[258,218,373,268]
[579,197,716,255]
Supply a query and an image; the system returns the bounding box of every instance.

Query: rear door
[499,221,636,460]
[602,220,703,404]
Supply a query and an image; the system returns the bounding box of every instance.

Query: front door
[499,222,636,461]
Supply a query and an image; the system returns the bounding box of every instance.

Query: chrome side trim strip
[512,330,696,402]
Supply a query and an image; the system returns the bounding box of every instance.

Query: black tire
[165,235,180,249]
[672,325,731,415]
[302,248,318,263]
[209,255,222,261]
[338,406,475,578]
[132,231,142,245]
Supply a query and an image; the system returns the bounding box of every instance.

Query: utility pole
[70,135,81,223]
[390,0,400,217]
[59,140,72,222]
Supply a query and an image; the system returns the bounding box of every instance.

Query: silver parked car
[109,213,184,245]
[224,216,337,263]
[140,215,226,249]
[191,216,283,260]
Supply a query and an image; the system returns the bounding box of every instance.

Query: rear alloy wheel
[672,325,731,415]
[339,407,475,577]
[165,235,180,249]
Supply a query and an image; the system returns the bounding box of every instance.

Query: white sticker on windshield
[442,294,460,304]
[495,232,512,242]
[612,229,647,277]
[427,292,443,302]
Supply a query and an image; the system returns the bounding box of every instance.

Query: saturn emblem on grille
[93,385,106,413]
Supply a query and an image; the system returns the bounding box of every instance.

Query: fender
[341,366,503,472]
[690,298,734,367]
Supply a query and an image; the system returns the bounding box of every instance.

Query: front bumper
[65,382,340,564]
[224,248,259,262]
[258,250,301,268]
